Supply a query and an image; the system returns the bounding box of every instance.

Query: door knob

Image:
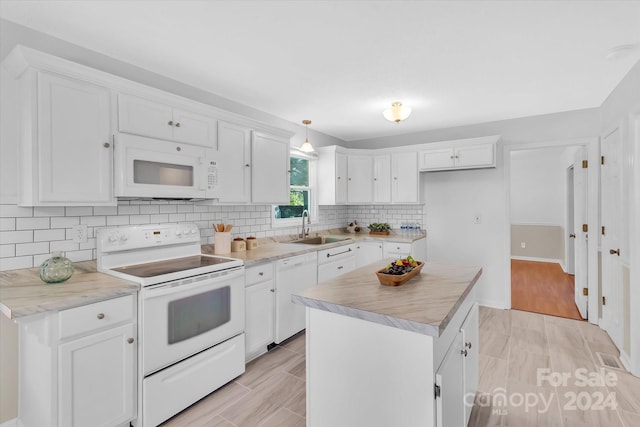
[465,342,472,349]
[175,122,181,127]
[609,248,620,256]
[127,338,134,344]
[461,349,468,357]
[569,233,576,238]
[168,120,174,126]
[103,142,110,148]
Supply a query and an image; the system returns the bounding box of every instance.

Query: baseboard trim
[478,299,508,310]
[511,256,562,265]
[0,418,17,427]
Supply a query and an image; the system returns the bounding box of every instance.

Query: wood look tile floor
[511,260,584,320]
[161,309,640,427]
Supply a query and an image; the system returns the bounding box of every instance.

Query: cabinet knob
[465,342,472,349]
[450,155,455,159]
[168,120,174,126]
[609,248,620,256]
[374,178,377,181]
[393,177,397,180]
[245,164,250,167]
[337,176,341,180]
[569,233,576,238]
[461,349,468,357]
[270,289,275,293]
[258,272,264,276]
[103,142,110,148]
[97,313,105,320]
[348,177,352,181]
[175,122,181,127]
[127,338,134,344]
[176,146,182,152]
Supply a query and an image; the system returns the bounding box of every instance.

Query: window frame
[272,150,318,228]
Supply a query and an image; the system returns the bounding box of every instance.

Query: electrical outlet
[473,214,481,224]
[521,242,526,249]
[72,224,87,243]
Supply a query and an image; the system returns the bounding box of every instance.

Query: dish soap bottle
[39,251,74,284]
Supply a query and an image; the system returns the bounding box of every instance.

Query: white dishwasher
[318,243,356,283]
[275,252,317,343]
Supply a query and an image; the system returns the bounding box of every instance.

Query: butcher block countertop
[292,261,481,337]
[0,261,139,320]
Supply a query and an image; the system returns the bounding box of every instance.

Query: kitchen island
[293,261,482,427]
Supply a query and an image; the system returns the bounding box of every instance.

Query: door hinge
[582,224,588,232]
[582,160,588,168]
[434,384,441,399]
[583,288,588,296]
[601,156,605,165]
[602,296,606,306]
[601,226,605,235]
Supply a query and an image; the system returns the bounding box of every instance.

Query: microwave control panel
[207,160,218,190]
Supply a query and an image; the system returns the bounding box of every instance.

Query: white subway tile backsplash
[159,205,178,214]
[168,214,186,222]
[149,214,169,223]
[0,256,33,271]
[118,205,140,215]
[0,218,16,231]
[129,215,151,225]
[33,253,51,265]
[15,242,49,256]
[0,205,33,218]
[107,216,130,226]
[140,205,160,214]
[34,229,66,242]
[177,204,194,213]
[66,250,93,262]
[81,216,106,227]
[50,240,79,252]
[0,230,33,244]
[65,207,93,217]
[16,217,50,230]
[51,217,80,228]
[93,206,118,216]
[33,207,65,217]
[0,244,16,258]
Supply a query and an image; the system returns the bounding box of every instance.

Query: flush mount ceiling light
[299,119,314,153]
[383,101,412,123]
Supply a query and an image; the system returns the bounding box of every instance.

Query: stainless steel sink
[288,236,351,245]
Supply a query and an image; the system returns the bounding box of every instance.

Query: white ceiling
[1,1,639,141]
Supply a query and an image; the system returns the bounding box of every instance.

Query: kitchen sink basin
[288,236,351,245]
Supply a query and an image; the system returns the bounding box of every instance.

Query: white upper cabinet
[347,155,373,203]
[317,146,348,205]
[217,120,251,203]
[419,136,498,171]
[19,71,114,206]
[373,155,391,203]
[251,132,290,204]
[118,93,217,148]
[391,151,419,203]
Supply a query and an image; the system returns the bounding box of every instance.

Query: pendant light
[383,101,412,123]
[300,119,315,153]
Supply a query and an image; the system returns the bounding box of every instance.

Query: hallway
[511,259,583,320]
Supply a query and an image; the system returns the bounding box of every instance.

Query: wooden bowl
[376,261,424,286]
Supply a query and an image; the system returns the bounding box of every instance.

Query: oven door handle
[144,269,243,299]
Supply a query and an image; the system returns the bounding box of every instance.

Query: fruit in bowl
[381,256,419,275]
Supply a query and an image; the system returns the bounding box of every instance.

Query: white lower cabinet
[383,239,427,261]
[317,244,356,283]
[435,303,479,427]
[18,294,137,427]
[59,323,136,427]
[245,263,275,361]
[355,241,383,267]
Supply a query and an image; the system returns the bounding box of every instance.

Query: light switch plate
[72,224,87,243]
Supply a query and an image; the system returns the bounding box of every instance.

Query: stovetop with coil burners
[97,223,243,286]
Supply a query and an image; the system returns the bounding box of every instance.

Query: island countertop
[292,260,481,337]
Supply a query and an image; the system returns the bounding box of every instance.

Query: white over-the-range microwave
[115,133,220,200]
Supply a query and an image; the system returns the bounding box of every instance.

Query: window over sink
[273,151,317,227]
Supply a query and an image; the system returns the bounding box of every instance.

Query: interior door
[600,126,623,347]
[573,149,588,319]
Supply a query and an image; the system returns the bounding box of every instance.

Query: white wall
[510,147,567,225]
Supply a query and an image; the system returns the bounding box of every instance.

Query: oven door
[141,267,244,375]
[115,133,212,199]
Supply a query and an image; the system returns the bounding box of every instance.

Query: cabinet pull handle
[258,272,264,276]
[127,338,134,344]
[176,146,182,152]
[245,164,250,167]
[326,248,352,258]
[97,313,105,319]
[168,120,174,126]
[103,142,110,148]
[175,122,181,127]
[461,349,468,357]
[609,248,620,256]
[465,342,472,349]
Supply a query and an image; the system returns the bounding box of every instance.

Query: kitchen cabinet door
[373,155,391,203]
[355,241,383,267]
[383,242,412,258]
[32,72,113,205]
[419,148,455,170]
[336,152,348,204]
[461,303,479,426]
[435,332,465,427]
[391,152,419,203]
[347,155,373,203]
[455,143,494,169]
[58,323,136,427]
[251,132,290,204]
[118,93,174,141]
[217,120,251,203]
[172,107,217,148]
[245,279,275,361]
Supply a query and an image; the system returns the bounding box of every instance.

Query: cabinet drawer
[245,263,274,286]
[383,242,412,257]
[59,294,135,340]
[318,243,356,264]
